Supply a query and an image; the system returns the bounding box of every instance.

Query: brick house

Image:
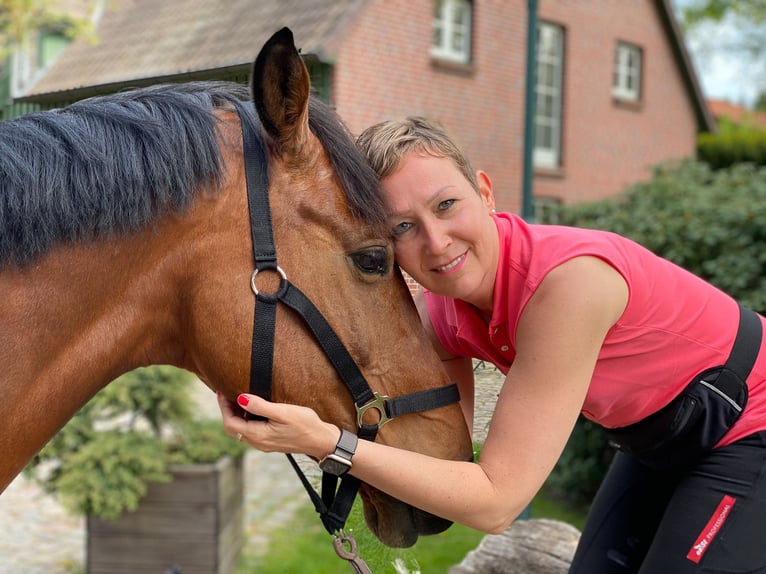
[7,0,713,214]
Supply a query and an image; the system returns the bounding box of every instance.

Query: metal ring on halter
[356,392,392,428]
[250,265,287,297]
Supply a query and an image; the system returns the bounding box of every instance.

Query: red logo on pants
[686,495,736,564]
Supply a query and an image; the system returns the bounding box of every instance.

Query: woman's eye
[351,248,389,275]
[392,222,412,236]
[438,199,455,210]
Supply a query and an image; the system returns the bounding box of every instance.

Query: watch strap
[334,429,357,460]
[318,429,358,475]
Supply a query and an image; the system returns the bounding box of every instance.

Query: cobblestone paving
[472,362,503,443]
[0,367,504,572]
[0,476,85,574]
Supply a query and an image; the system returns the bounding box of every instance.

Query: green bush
[697,118,766,169]
[550,160,766,313]
[24,366,247,519]
[545,417,612,507]
[542,159,766,503]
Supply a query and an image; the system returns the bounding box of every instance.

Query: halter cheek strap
[238,105,460,535]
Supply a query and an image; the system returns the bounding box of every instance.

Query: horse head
[207,27,472,547]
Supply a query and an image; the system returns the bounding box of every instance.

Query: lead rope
[283,454,372,572]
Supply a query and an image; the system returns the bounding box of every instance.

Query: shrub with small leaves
[54,431,171,520]
[549,160,766,314]
[542,159,766,504]
[697,117,766,170]
[25,366,246,519]
[168,419,248,465]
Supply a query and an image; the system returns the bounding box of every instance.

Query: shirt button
[501,345,509,352]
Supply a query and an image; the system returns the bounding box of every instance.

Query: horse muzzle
[358,485,454,548]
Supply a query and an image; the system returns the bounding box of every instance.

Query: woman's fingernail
[237,394,250,407]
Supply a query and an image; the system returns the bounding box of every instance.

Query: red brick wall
[327,0,699,213]
[403,271,420,298]
[331,0,526,213]
[535,0,699,204]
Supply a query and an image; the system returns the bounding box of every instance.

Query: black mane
[306,97,385,227]
[0,80,383,267]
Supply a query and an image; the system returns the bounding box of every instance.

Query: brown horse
[0,28,472,547]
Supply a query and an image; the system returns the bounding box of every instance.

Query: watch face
[319,454,351,476]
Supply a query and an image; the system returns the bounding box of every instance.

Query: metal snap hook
[332,531,373,574]
[332,530,359,560]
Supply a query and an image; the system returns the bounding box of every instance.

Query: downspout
[521,0,539,221]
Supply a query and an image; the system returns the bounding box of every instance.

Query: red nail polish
[237,394,250,407]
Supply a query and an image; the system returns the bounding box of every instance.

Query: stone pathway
[0,476,85,574]
[0,366,503,572]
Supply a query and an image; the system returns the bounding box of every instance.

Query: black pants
[568,431,766,573]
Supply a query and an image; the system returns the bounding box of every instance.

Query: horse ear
[251,27,311,156]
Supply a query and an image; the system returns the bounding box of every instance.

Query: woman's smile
[434,252,467,273]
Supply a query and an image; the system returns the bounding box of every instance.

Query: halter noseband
[239,107,460,535]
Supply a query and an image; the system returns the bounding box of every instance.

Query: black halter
[238,107,460,534]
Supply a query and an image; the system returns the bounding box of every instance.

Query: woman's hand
[217,393,339,460]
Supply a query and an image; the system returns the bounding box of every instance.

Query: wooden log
[448,519,581,574]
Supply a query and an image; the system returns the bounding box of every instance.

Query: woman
[219,117,766,572]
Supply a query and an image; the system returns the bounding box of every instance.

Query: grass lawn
[235,486,588,573]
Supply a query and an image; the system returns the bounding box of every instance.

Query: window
[431,0,472,64]
[11,30,69,97]
[613,42,642,101]
[534,22,564,169]
[39,33,69,69]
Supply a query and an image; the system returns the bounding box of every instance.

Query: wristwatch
[318,429,358,476]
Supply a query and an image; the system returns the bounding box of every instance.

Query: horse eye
[350,248,389,275]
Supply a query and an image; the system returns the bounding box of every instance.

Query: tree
[678,0,766,104]
[680,0,766,23]
[0,0,93,59]
[679,0,766,59]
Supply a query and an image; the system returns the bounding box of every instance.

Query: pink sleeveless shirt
[425,213,766,446]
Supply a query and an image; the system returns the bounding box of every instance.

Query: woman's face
[382,152,499,310]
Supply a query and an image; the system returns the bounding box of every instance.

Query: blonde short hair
[356,117,479,192]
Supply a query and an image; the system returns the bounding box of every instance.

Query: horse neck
[0,230,187,492]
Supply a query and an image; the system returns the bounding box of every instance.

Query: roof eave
[17,62,254,105]
[656,0,717,133]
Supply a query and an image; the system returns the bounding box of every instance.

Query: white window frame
[613,42,642,101]
[10,35,36,98]
[534,22,564,169]
[431,0,472,65]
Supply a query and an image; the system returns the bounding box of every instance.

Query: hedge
[541,159,766,505]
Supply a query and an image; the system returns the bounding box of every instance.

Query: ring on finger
[236,432,243,442]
